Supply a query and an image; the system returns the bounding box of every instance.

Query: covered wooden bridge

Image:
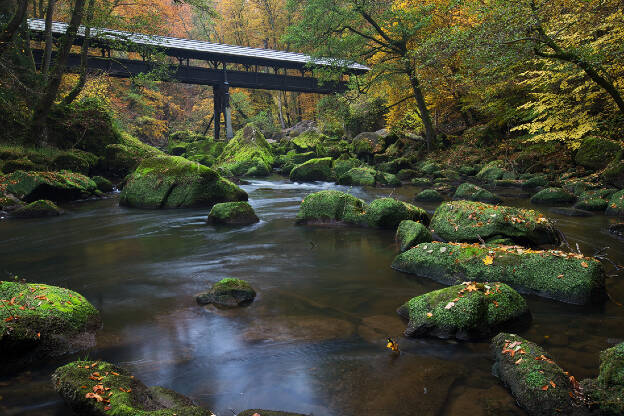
[27,18,369,140]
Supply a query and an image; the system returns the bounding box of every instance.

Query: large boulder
[414,189,443,202]
[0,170,97,202]
[363,198,429,229]
[52,360,209,415]
[476,161,512,182]
[0,281,101,374]
[91,176,114,193]
[196,278,256,307]
[291,130,326,153]
[332,157,362,178]
[575,137,621,170]
[530,187,576,206]
[119,156,247,209]
[337,166,377,186]
[295,190,366,226]
[289,157,333,182]
[453,183,501,204]
[601,152,624,188]
[397,282,529,340]
[429,201,559,246]
[391,242,606,305]
[396,220,432,252]
[207,202,259,225]
[606,190,624,216]
[352,132,383,157]
[217,124,275,177]
[491,333,582,416]
[13,199,63,218]
[582,342,624,416]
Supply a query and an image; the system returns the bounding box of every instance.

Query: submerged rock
[217,124,275,177]
[0,281,101,374]
[582,342,624,416]
[397,282,530,340]
[396,220,432,252]
[453,183,501,204]
[13,199,63,218]
[0,170,97,202]
[530,187,576,206]
[429,201,559,246]
[196,278,256,307]
[391,242,606,305]
[207,202,259,225]
[548,207,592,217]
[289,157,333,182]
[53,360,209,415]
[119,156,247,209]
[491,333,582,416]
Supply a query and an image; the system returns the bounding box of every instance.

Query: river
[1,178,623,415]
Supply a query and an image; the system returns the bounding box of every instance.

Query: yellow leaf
[483,256,494,265]
[581,261,588,268]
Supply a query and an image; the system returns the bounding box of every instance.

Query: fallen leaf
[541,385,549,391]
[483,256,493,265]
[444,301,455,310]
[581,262,588,268]
[550,381,556,388]
[426,312,433,318]
[85,392,104,402]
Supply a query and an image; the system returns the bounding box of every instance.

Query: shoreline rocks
[391,242,606,305]
[13,199,63,218]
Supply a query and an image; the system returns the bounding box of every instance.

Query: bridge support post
[213,85,222,141]
[223,81,233,141]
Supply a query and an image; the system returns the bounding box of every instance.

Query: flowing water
[1,178,624,416]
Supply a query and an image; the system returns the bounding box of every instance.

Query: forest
[1,1,624,416]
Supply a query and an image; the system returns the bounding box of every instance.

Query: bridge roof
[28,19,370,74]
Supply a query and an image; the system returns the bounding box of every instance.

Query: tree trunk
[29,0,86,146]
[62,0,95,105]
[276,91,286,129]
[0,0,28,53]
[42,0,56,76]
[408,71,435,152]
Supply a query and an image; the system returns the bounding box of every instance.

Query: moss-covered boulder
[51,152,94,175]
[238,411,308,416]
[575,137,621,170]
[352,132,383,156]
[420,161,440,175]
[453,183,501,204]
[609,223,624,237]
[295,190,366,226]
[196,278,256,307]
[606,190,624,216]
[414,189,443,202]
[291,130,325,153]
[332,157,362,178]
[0,281,101,374]
[289,157,333,182]
[530,187,576,206]
[521,175,549,189]
[430,201,559,246]
[476,161,512,182]
[583,342,624,416]
[0,170,97,202]
[491,333,580,416]
[375,171,401,187]
[363,198,429,229]
[391,242,605,304]
[411,177,432,187]
[13,199,63,218]
[2,158,39,174]
[397,283,529,340]
[92,176,114,193]
[207,202,259,225]
[119,156,247,209]
[601,152,624,189]
[52,360,209,416]
[337,166,377,186]
[396,220,432,252]
[217,124,274,177]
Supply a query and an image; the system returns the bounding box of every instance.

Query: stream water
[1,178,623,416]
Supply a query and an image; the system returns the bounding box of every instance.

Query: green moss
[414,189,443,202]
[207,202,259,225]
[429,200,559,245]
[13,199,62,218]
[453,183,501,204]
[582,342,624,415]
[296,190,366,225]
[575,137,622,170]
[196,278,256,306]
[521,175,549,189]
[0,170,96,202]
[51,152,94,175]
[337,166,377,186]
[53,360,209,415]
[398,282,528,340]
[363,198,429,229]
[606,190,624,216]
[120,156,247,209]
[392,242,606,304]
[2,158,39,174]
[217,124,274,177]
[92,176,114,193]
[476,162,510,182]
[292,130,326,153]
[575,197,608,211]
[376,172,401,187]
[396,220,433,252]
[411,177,431,186]
[530,187,576,205]
[332,157,362,178]
[420,161,440,175]
[290,157,333,182]
[601,152,624,188]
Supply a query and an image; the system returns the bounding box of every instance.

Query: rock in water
[582,342,624,416]
[397,282,530,340]
[391,242,605,305]
[0,170,97,202]
[0,281,101,374]
[207,202,259,225]
[429,201,559,246]
[453,182,501,204]
[396,220,432,252]
[363,198,429,229]
[119,155,247,209]
[530,187,576,206]
[289,157,333,182]
[216,123,274,177]
[52,360,210,415]
[13,199,63,218]
[414,189,443,202]
[196,278,256,307]
[337,166,377,186]
[491,333,581,416]
[606,189,624,216]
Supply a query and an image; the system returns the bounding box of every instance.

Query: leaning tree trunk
[408,70,436,152]
[62,0,95,105]
[29,0,86,146]
[42,0,57,76]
